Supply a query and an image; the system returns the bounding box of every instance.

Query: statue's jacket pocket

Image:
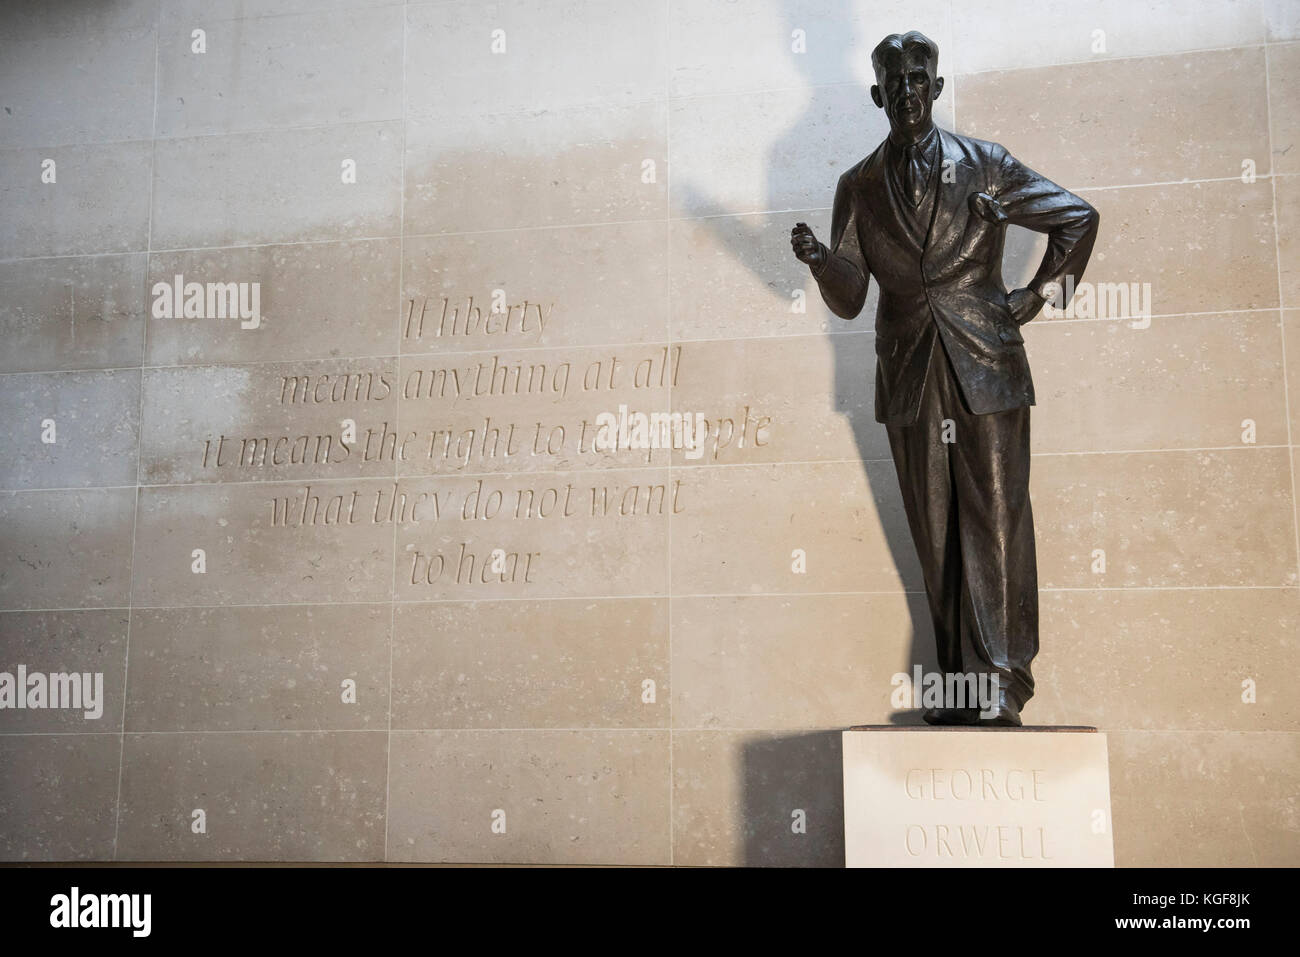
[995,296,1024,345]
[957,216,996,262]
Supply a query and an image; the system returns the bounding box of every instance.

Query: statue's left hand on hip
[1006,286,1046,326]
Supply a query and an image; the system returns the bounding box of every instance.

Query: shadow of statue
[668,4,961,865]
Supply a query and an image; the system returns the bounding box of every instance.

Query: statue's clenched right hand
[790,221,826,270]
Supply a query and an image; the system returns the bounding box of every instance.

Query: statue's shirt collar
[887,123,940,161]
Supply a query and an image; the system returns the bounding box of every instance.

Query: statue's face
[872,47,942,137]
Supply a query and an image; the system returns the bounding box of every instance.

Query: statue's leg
[885,338,964,680]
[945,391,1039,713]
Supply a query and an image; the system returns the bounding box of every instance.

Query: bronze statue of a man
[792,31,1099,726]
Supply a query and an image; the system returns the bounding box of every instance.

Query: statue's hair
[871,31,938,77]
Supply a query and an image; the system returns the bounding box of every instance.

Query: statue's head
[870,31,943,139]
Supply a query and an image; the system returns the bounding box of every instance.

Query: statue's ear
[933,76,945,100]
[870,84,883,108]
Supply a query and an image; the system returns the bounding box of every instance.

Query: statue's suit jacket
[812,127,1100,426]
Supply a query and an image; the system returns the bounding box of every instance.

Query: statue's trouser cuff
[885,334,1040,711]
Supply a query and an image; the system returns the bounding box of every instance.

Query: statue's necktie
[902,144,925,207]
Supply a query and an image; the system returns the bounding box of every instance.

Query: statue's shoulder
[838,145,884,188]
[942,128,1009,166]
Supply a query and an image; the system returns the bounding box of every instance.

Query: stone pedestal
[842,726,1114,867]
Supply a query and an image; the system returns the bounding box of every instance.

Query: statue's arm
[993,147,1101,313]
[802,173,871,320]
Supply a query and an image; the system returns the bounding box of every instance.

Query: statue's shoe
[921,707,981,726]
[977,703,1023,727]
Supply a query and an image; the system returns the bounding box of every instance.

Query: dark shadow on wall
[674,8,934,676]
[739,731,845,867]
[668,6,942,865]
